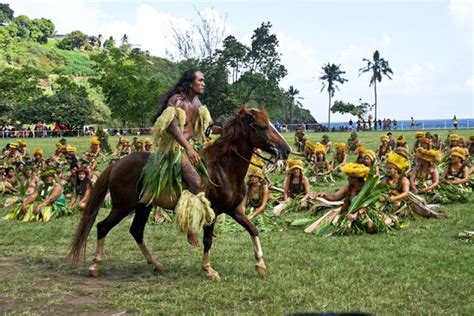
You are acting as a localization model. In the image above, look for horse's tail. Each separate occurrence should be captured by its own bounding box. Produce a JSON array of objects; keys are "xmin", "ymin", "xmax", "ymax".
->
[{"xmin": 67, "ymin": 163, "xmax": 113, "ymax": 265}]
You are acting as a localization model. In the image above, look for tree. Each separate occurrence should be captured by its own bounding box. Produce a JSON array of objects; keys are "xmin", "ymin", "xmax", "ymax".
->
[
  {"xmin": 359, "ymin": 50, "xmax": 393, "ymax": 129},
  {"xmin": 32, "ymin": 18, "xmax": 54, "ymax": 43},
  {"xmin": 285, "ymin": 86, "xmax": 303, "ymax": 123},
  {"xmin": 0, "ymin": 67, "xmax": 45, "ymax": 124},
  {"xmin": 58, "ymin": 30, "xmax": 88, "ymax": 50},
  {"xmin": 319, "ymin": 63, "xmax": 348, "ymax": 130},
  {"xmin": 90, "ymin": 47, "xmax": 166, "ymax": 127},
  {"xmin": 13, "ymin": 76, "xmax": 95, "ymax": 128},
  {"xmin": 168, "ymin": 7, "xmax": 227, "ymax": 60},
  {"xmin": 217, "ymin": 35, "xmax": 248, "ymax": 83},
  {"xmin": 0, "ymin": 3, "xmax": 14, "ymax": 25},
  {"xmin": 331, "ymin": 99, "xmax": 373, "ymax": 121}
]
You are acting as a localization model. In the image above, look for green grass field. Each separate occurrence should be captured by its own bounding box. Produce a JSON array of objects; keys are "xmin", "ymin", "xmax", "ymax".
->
[{"xmin": 1, "ymin": 130, "xmax": 473, "ymax": 315}]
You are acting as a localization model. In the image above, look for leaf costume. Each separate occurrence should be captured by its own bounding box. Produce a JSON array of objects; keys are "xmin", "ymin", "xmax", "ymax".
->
[{"xmin": 139, "ymin": 105, "xmax": 215, "ymax": 235}]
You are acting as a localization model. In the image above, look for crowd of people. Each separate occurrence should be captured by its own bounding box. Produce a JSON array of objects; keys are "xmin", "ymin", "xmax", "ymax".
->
[
  {"xmin": 1, "ymin": 126, "xmax": 473, "ymax": 235},
  {"xmin": 0, "ymin": 135, "xmax": 154, "ymax": 221},
  {"xmin": 243, "ymin": 129, "xmax": 473, "ymax": 234}
]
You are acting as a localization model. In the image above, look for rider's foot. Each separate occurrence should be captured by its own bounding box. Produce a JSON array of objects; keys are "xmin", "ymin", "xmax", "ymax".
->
[{"xmin": 187, "ymin": 232, "xmax": 199, "ymax": 247}]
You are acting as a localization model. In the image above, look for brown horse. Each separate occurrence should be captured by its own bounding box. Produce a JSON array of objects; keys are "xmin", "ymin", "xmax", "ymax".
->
[{"xmin": 68, "ymin": 107, "xmax": 291, "ymax": 279}]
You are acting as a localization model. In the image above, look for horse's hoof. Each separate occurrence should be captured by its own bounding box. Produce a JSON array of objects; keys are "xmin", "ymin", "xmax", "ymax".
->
[
  {"xmin": 152, "ymin": 263, "xmax": 166, "ymax": 273},
  {"xmin": 207, "ymin": 271, "xmax": 221, "ymax": 281},
  {"xmin": 255, "ymin": 263, "xmax": 266, "ymax": 275},
  {"xmin": 89, "ymin": 265, "xmax": 100, "ymax": 278}
]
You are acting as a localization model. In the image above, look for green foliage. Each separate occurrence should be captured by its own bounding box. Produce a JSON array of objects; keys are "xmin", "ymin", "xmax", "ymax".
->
[
  {"xmin": 0, "ymin": 3, "xmax": 14, "ymax": 25},
  {"xmin": 58, "ymin": 30, "xmax": 89, "ymax": 50},
  {"xmin": 4, "ymin": 15, "xmax": 54, "ymax": 43},
  {"xmin": 0, "ymin": 66, "xmax": 46, "ymax": 124},
  {"xmin": 320, "ymin": 63, "xmax": 348, "ymax": 128},
  {"xmin": 13, "ymin": 76, "xmax": 95, "ymax": 128},
  {"xmin": 90, "ymin": 47, "xmax": 167, "ymax": 126},
  {"xmin": 331, "ymin": 99, "xmax": 372, "ymax": 121}
]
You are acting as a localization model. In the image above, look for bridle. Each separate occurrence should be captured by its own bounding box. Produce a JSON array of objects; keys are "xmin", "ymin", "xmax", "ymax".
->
[
  {"xmin": 205, "ymin": 114, "xmax": 280, "ymax": 169},
  {"xmin": 235, "ymin": 115, "xmax": 278, "ymax": 169}
]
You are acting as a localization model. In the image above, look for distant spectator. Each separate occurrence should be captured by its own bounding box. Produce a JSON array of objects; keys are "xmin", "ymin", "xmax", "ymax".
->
[
  {"xmin": 452, "ymin": 115, "xmax": 458, "ymax": 129},
  {"xmin": 410, "ymin": 117, "xmax": 415, "ymax": 129}
]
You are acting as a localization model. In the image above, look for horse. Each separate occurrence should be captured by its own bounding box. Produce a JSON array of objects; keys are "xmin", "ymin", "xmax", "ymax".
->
[{"xmin": 68, "ymin": 107, "xmax": 291, "ymax": 280}]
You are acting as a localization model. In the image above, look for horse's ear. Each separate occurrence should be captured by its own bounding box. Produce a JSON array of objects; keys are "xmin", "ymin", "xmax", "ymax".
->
[{"xmin": 237, "ymin": 105, "xmax": 251, "ymax": 118}]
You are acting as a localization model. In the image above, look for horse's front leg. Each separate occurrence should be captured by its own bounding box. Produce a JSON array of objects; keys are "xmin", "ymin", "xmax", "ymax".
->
[
  {"xmin": 202, "ymin": 223, "xmax": 220, "ymax": 280},
  {"xmin": 230, "ymin": 208, "xmax": 266, "ymax": 275}
]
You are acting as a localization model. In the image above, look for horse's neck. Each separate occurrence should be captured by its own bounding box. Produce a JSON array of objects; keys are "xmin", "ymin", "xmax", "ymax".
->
[{"xmin": 213, "ymin": 141, "xmax": 252, "ymax": 186}]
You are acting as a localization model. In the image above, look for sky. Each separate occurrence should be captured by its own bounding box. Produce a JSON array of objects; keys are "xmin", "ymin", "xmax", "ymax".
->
[{"xmin": 7, "ymin": 0, "xmax": 474, "ymax": 122}]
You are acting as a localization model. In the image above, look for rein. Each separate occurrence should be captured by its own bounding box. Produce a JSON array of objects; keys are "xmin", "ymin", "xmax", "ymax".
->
[{"xmin": 232, "ymin": 116, "xmax": 276, "ymax": 169}]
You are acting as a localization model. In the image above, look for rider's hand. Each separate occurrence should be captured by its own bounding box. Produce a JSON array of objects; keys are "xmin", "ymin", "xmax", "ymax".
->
[{"xmin": 187, "ymin": 148, "xmax": 201, "ymax": 166}]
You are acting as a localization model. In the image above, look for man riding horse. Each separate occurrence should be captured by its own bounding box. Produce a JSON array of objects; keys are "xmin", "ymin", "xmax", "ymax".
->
[{"xmin": 140, "ymin": 69, "xmax": 215, "ymax": 247}]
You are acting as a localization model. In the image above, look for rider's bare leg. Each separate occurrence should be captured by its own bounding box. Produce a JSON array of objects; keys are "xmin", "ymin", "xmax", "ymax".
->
[{"xmin": 181, "ymin": 155, "xmax": 202, "ymax": 247}]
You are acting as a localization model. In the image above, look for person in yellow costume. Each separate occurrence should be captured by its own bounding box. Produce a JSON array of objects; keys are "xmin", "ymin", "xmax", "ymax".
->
[
  {"xmin": 244, "ymin": 166, "xmax": 269, "ymax": 221},
  {"xmin": 410, "ymin": 148, "xmax": 442, "ymax": 194}
]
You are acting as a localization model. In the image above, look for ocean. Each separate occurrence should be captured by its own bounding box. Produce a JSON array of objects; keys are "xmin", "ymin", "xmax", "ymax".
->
[{"xmin": 285, "ymin": 118, "xmax": 474, "ymax": 131}]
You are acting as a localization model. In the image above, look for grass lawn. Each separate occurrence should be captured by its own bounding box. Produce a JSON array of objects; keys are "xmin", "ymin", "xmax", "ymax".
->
[{"xmin": 1, "ymin": 130, "xmax": 473, "ymax": 315}]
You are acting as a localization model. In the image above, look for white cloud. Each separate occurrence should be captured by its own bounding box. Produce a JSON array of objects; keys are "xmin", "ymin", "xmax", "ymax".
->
[
  {"xmin": 449, "ymin": 0, "xmax": 473, "ymax": 30},
  {"xmin": 468, "ymin": 75, "xmax": 474, "ymax": 90}
]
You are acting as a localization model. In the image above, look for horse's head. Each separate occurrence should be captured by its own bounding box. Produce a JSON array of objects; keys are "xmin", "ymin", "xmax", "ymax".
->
[{"xmin": 239, "ymin": 107, "xmax": 291, "ymax": 160}]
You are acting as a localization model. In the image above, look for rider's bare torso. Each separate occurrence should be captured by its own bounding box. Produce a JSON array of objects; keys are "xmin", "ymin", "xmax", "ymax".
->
[{"xmin": 168, "ymin": 93, "xmax": 201, "ymax": 140}]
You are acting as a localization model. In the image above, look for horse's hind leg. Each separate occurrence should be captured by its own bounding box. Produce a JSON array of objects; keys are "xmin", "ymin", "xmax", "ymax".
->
[
  {"xmin": 130, "ymin": 204, "xmax": 165, "ymax": 273},
  {"xmin": 230, "ymin": 210, "xmax": 266, "ymax": 275},
  {"xmin": 201, "ymin": 223, "xmax": 220, "ymax": 280},
  {"xmin": 89, "ymin": 207, "xmax": 131, "ymax": 277}
]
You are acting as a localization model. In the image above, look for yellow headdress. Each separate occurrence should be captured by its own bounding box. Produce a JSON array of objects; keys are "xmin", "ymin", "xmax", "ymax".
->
[
  {"xmin": 363, "ymin": 149, "xmax": 376, "ymax": 162},
  {"xmin": 287, "ymin": 159, "xmax": 304, "ymax": 172},
  {"xmin": 415, "ymin": 132, "xmax": 425, "ymax": 138},
  {"xmin": 9, "ymin": 143, "xmax": 17, "ymax": 149},
  {"xmin": 341, "ymin": 163, "xmax": 370, "ymax": 178},
  {"xmin": 396, "ymin": 136, "xmax": 406, "ymax": 144},
  {"xmin": 305, "ymin": 140, "xmax": 317, "ymax": 152},
  {"xmin": 66, "ymin": 146, "xmax": 77, "ymax": 153},
  {"xmin": 458, "ymin": 136, "xmax": 465, "ymax": 144},
  {"xmin": 386, "ymin": 152, "xmax": 409, "ymax": 171},
  {"xmin": 314, "ymin": 143, "xmax": 327, "ymax": 154},
  {"xmin": 55, "ymin": 143, "xmax": 64, "ymax": 149},
  {"xmin": 247, "ymin": 165, "xmax": 264, "ymax": 179},
  {"xmin": 17, "ymin": 139, "xmax": 26, "ymax": 146},
  {"xmin": 334, "ymin": 143, "xmax": 346, "ymax": 151},
  {"xmin": 144, "ymin": 138, "xmax": 152, "ymax": 145},
  {"xmin": 121, "ymin": 138, "xmax": 129, "ymax": 144},
  {"xmin": 416, "ymin": 147, "xmax": 442, "ymax": 164},
  {"xmin": 449, "ymin": 134, "xmax": 460, "ymax": 141},
  {"xmin": 90, "ymin": 137, "xmax": 100, "ymax": 145},
  {"xmin": 34, "ymin": 147, "xmax": 43, "ymax": 155},
  {"xmin": 450, "ymin": 147, "xmax": 466, "ymax": 160},
  {"xmin": 395, "ymin": 147, "xmax": 410, "ymax": 159},
  {"xmin": 356, "ymin": 145, "xmax": 366, "ymax": 154},
  {"xmin": 136, "ymin": 139, "xmax": 144, "ymax": 144},
  {"xmin": 251, "ymin": 155, "xmax": 264, "ymax": 169},
  {"xmin": 380, "ymin": 135, "xmax": 389, "ymax": 142}
]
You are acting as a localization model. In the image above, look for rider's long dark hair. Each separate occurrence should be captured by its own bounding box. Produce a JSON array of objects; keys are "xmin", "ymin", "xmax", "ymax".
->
[{"xmin": 151, "ymin": 68, "xmax": 200, "ymax": 124}]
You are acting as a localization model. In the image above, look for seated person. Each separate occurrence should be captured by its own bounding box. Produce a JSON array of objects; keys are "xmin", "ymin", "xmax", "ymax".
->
[
  {"xmin": 244, "ymin": 166, "xmax": 269, "ymax": 221},
  {"xmin": 441, "ymin": 147, "xmax": 470, "ymax": 185},
  {"xmin": 68, "ymin": 167, "xmax": 93, "ymax": 211},
  {"xmin": 410, "ymin": 148, "xmax": 441, "ymax": 194}
]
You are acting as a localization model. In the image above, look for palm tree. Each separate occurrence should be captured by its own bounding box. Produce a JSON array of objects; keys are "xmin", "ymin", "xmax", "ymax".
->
[
  {"xmin": 319, "ymin": 63, "xmax": 348, "ymax": 130},
  {"xmin": 359, "ymin": 50, "xmax": 393, "ymax": 130},
  {"xmin": 286, "ymin": 86, "xmax": 303, "ymax": 123}
]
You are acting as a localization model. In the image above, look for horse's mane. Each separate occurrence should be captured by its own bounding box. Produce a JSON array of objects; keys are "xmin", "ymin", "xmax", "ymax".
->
[{"xmin": 204, "ymin": 107, "xmax": 270, "ymax": 163}]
